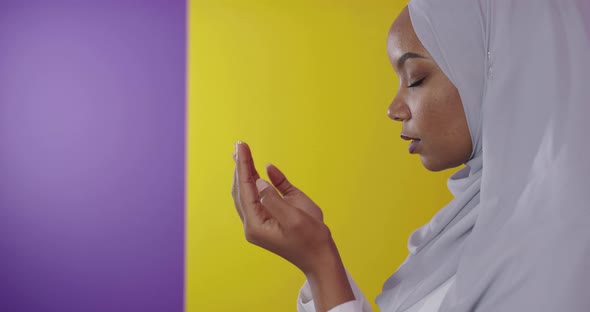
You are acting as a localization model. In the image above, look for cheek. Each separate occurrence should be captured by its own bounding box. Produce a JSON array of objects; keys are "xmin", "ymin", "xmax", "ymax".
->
[
  {"xmin": 417, "ymin": 82, "xmax": 471, "ymax": 167},
  {"xmin": 412, "ymin": 91, "xmax": 450, "ymax": 135},
  {"xmin": 435, "ymin": 91, "xmax": 472, "ymax": 163},
  {"xmin": 408, "ymin": 74, "xmax": 470, "ymax": 139},
  {"xmin": 426, "ymin": 81, "xmax": 466, "ymax": 138}
]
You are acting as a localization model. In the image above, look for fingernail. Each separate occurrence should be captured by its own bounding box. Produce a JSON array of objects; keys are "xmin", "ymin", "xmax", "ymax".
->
[
  {"xmin": 234, "ymin": 141, "xmax": 242, "ymax": 159},
  {"xmin": 256, "ymin": 178, "xmax": 270, "ymax": 192},
  {"xmin": 231, "ymin": 153, "xmax": 236, "ymax": 162}
]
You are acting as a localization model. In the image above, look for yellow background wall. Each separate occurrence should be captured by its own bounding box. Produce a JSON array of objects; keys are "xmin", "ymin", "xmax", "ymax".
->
[{"xmin": 186, "ymin": 1, "xmax": 454, "ymax": 311}]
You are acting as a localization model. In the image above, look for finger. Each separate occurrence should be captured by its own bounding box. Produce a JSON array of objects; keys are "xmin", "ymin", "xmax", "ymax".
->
[
  {"xmin": 235, "ymin": 149, "xmax": 260, "ymax": 182},
  {"xmin": 231, "ymin": 163, "xmax": 244, "ymax": 222},
  {"xmin": 238, "ymin": 142, "xmax": 260, "ymax": 183},
  {"xmin": 266, "ymin": 163, "xmax": 301, "ymax": 197},
  {"xmin": 231, "ymin": 152, "xmax": 244, "ymax": 221},
  {"xmin": 248, "ymin": 151, "xmax": 260, "ymax": 182},
  {"xmin": 256, "ymin": 178, "xmax": 295, "ymax": 223},
  {"xmin": 236, "ymin": 142, "xmax": 261, "ymax": 222}
]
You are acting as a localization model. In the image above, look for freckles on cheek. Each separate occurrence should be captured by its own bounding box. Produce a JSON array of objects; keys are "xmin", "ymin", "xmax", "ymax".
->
[
  {"xmin": 411, "ymin": 93, "xmax": 432, "ymax": 120},
  {"xmin": 433, "ymin": 93, "xmax": 461, "ymax": 135},
  {"xmin": 419, "ymin": 97, "xmax": 445, "ymax": 130}
]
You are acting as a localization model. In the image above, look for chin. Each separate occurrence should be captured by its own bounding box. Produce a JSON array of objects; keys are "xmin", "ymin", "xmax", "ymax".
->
[{"xmin": 420, "ymin": 155, "xmax": 461, "ymax": 172}]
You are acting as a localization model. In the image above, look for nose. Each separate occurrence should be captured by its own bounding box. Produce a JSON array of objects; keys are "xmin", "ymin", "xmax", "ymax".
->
[{"xmin": 387, "ymin": 94, "xmax": 411, "ymax": 122}]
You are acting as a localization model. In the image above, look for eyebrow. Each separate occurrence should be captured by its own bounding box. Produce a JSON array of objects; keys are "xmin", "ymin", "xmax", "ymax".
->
[{"xmin": 397, "ymin": 52, "xmax": 425, "ymax": 70}]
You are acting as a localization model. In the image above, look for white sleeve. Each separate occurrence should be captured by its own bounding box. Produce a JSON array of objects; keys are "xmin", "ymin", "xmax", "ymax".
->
[{"xmin": 296, "ymin": 270, "xmax": 372, "ymax": 312}]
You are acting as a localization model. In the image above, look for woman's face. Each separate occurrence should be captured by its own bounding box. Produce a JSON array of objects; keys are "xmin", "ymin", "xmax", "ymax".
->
[{"xmin": 387, "ymin": 8, "xmax": 472, "ymax": 172}]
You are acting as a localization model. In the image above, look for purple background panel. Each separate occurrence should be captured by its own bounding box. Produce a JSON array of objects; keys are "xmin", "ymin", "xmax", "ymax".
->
[{"xmin": 0, "ymin": 1, "xmax": 186, "ymax": 311}]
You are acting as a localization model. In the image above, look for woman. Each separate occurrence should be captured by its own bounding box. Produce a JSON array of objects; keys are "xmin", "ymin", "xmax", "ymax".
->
[{"xmin": 232, "ymin": 0, "xmax": 590, "ymax": 311}]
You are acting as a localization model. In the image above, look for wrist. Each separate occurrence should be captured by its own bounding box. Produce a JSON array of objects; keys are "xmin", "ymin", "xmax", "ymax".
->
[
  {"xmin": 304, "ymin": 238, "xmax": 343, "ymax": 279},
  {"xmin": 303, "ymin": 240, "xmax": 355, "ymax": 312}
]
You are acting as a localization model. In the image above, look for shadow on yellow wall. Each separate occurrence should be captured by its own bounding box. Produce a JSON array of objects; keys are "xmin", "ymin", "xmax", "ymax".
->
[{"xmin": 186, "ymin": 0, "xmax": 454, "ymax": 310}]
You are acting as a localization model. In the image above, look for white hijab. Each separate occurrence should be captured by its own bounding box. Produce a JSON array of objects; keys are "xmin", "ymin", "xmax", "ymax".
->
[{"xmin": 377, "ymin": 0, "xmax": 590, "ymax": 311}]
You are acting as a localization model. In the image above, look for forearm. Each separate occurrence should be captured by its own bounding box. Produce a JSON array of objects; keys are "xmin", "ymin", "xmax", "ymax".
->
[{"xmin": 304, "ymin": 240, "xmax": 355, "ymax": 312}]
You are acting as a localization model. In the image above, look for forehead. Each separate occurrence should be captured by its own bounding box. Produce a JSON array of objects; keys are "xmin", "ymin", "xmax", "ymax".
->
[{"xmin": 387, "ymin": 8, "xmax": 429, "ymax": 65}]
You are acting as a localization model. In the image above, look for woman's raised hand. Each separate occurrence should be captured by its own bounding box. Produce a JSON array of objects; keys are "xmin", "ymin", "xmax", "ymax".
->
[
  {"xmin": 231, "ymin": 141, "xmax": 331, "ymax": 274},
  {"xmin": 231, "ymin": 141, "xmax": 355, "ymax": 312}
]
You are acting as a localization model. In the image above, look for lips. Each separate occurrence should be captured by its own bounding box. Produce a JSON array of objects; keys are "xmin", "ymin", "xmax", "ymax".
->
[
  {"xmin": 400, "ymin": 134, "xmax": 419, "ymax": 141},
  {"xmin": 408, "ymin": 140, "xmax": 421, "ymax": 153},
  {"xmin": 400, "ymin": 134, "xmax": 421, "ymax": 153}
]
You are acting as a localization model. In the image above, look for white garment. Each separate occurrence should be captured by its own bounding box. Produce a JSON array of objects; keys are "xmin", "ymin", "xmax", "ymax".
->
[
  {"xmin": 297, "ymin": 272, "xmax": 455, "ymax": 312},
  {"xmin": 297, "ymin": 270, "xmax": 371, "ymax": 312}
]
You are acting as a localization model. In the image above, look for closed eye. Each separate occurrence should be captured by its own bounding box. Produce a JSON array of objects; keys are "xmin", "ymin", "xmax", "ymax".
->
[{"xmin": 407, "ymin": 77, "xmax": 425, "ymax": 88}]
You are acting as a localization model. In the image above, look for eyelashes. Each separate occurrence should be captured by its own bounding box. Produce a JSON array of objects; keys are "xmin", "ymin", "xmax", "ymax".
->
[{"xmin": 407, "ymin": 77, "xmax": 425, "ymax": 88}]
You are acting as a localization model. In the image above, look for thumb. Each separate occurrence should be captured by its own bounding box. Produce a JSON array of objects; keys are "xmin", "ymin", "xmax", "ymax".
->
[{"xmin": 256, "ymin": 178, "xmax": 294, "ymax": 222}]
